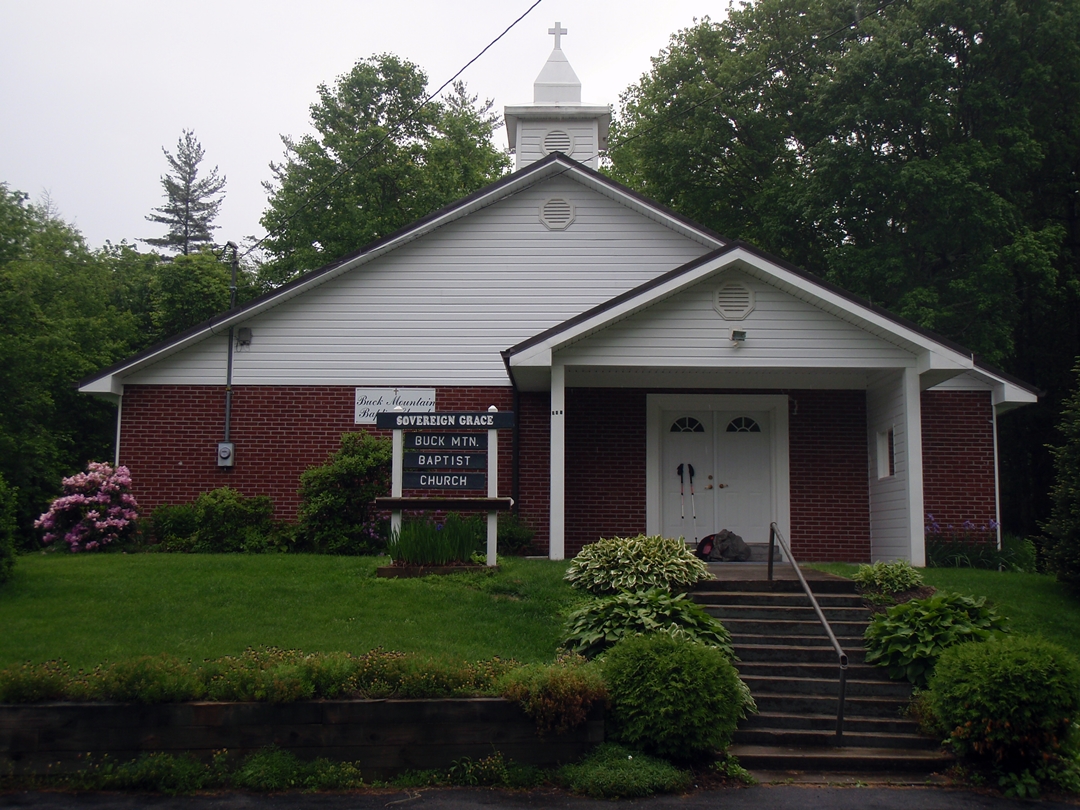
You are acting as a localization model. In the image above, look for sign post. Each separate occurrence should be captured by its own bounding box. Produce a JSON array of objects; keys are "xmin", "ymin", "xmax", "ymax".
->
[{"xmin": 376, "ymin": 407, "xmax": 515, "ymax": 567}]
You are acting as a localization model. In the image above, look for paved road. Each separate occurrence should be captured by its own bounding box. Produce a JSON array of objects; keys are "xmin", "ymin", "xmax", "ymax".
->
[{"xmin": 2, "ymin": 786, "xmax": 1078, "ymax": 809}]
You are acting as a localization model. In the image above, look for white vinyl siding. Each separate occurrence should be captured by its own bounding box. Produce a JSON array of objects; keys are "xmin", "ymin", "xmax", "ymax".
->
[
  {"xmin": 517, "ymin": 121, "xmax": 599, "ymax": 167},
  {"xmin": 123, "ymin": 176, "xmax": 711, "ymax": 387},
  {"xmin": 558, "ymin": 273, "xmax": 915, "ymax": 368},
  {"xmin": 867, "ymin": 370, "xmax": 913, "ymax": 562}
]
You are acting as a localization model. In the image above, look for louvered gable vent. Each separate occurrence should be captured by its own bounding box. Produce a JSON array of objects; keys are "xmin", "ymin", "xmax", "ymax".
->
[
  {"xmin": 713, "ymin": 281, "xmax": 755, "ymax": 320},
  {"xmin": 542, "ymin": 129, "xmax": 573, "ymax": 155},
  {"xmin": 539, "ymin": 198, "xmax": 575, "ymax": 230}
]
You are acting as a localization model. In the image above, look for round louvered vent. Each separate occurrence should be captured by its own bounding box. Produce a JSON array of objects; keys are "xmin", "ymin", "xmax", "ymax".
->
[
  {"xmin": 713, "ymin": 281, "xmax": 755, "ymax": 320},
  {"xmin": 542, "ymin": 129, "xmax": 574, "ymax": 156},
  {"xmin": 539, "ymin": 198, "xmax": 576, "ymax": 230}
]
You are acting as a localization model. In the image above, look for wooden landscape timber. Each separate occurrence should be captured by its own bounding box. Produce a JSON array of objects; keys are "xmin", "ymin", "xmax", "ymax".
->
[{"xmin": 0, "ymin": 698, "xmax": 604, "ymax": 777}]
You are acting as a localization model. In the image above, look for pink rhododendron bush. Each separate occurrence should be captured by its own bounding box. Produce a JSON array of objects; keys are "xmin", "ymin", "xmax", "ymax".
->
[{"xmin": 35, "ymin": 462, "xmax": 139, "ymax": 551}]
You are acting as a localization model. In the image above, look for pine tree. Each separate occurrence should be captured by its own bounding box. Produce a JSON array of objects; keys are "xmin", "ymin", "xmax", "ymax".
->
[
  {"xmin": 144, "ymin": 130, "xmax": 226, "ymax": 255},
  {"xmin": 1044, "ymin": 359, "xmax": 1080, "ymax": 594}
]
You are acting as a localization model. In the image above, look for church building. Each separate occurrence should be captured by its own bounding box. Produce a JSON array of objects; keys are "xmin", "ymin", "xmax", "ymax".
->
[{"xmin": 79, "ymin": 25, "xmax": 1037, "ymax": 563}]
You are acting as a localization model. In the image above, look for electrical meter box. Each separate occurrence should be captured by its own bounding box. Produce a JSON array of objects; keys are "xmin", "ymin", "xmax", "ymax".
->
[{"xmin": 217, "ymin": 442, "xmax": 235, "ymax": 467}]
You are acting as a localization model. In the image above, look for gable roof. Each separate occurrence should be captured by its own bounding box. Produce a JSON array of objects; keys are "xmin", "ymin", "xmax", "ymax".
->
[
  {"xmin": 503, "ymin": 240, "xmax": 1040, "ymax": 409},
  {"xmin": 79, "ymin": 153, "xmax": 728, "ymax": 396}
]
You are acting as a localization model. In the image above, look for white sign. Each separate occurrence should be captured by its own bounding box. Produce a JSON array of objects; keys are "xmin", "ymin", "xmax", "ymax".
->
[{"xmin": 354, "ymin": 388, "xmax": 436, "ymax": 424}]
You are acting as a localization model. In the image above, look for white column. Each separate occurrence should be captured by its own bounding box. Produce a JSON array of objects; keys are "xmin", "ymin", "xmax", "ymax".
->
[
  {"xmin": 549, "ymin": 363, "xmax": 566, "ymax": 560},
  {"xmin": 903, "ymin": 367, "xmax": 926, "ymax": 566},
  {"xmin": 390, "ymin": 416, "xmax": 404, "ymax": 542}
]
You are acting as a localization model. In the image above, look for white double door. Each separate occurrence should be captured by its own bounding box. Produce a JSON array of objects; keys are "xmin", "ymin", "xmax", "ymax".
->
[{"xmin": 661, "ymin": 409, "xmax": 772, "ymax": 545}]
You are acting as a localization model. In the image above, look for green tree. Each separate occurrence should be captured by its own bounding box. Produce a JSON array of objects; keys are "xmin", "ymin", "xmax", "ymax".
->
[
  {"xmin": 610, "ymin": 0, "xmax": 1080, "ymax": 534},
  {"xmin": 144, "ymin": 130, "xmax": 227, "ymax": 255},
  {"xmin": 1044, "ymin": 359, "xmax": 1080, "ymax": 593},
  {"xmin": 0, "ymin": 185, "xmax": 138, "ymax": 545},
  {"xmin": 258, "ymin": 55, "xmax": 510, "ymax": 286},
  {"xmin": 149, "ymin": 250, "xmax": 232, "ymax": 340}
]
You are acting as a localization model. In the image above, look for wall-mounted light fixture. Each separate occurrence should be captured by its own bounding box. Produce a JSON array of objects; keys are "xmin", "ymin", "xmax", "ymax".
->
[
  {"xmin": 730, "ymin": 330, "xmax": 747, "ymax": 345},
  {"xmin": 237, "ymin": 327, "xmax": 253, "ymax": 346}
]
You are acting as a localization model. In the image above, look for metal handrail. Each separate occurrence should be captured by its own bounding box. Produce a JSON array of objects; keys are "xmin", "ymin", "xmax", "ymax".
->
[{"xmin": 767, "ymin": 522, "xmax": 849, "ymax": 740}]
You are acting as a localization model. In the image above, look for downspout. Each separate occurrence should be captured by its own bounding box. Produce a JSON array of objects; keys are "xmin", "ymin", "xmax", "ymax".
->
[
  {"xmin": 223, "ymin": 243, "xmax": 238, "ymax": 451},
  {"xmin": 114, "ymin": 394, "xmax": 123, "ymax": 468},
  {"xmin": 501, "ymin": 350, "xmax": 521, "ymax": 513}
]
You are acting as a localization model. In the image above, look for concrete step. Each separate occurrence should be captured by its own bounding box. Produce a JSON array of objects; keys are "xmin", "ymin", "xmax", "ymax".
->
[
  {"xmin": 694, "ymin": 591, "xmax": 866, "ymax": 608},
  {"xmin": 735, "ymin": 661, "xmax": 896, "ymax": 682},
  {"xmin": 727, "ymin": 744, "xmax": 952, "ymax": 773},
  {"xmin": 753, "ymin": 692, "xmax": 909, "ymax": 718},
  {"xmin": 708, "ymin": 603, "xmax": 872, "ymax": 622},
  {"xmin": 733, "ymin": 642, "xmax": 868, "ymax": 664},
  {"xmin": 718, "ymin": 617, "xmax": 869, "ymax": 637},
  {"xmin": 741, "ymin": 712, "xmax": 921, "ymax": 735},
  {"xmin": 740, "ymin": 674, "xmax": 912, "ymax": 699},
  {"xmin": 696, "ymin": 578, "xmax": 859, "ymax": 595},
  {"xmin": 733, "ymin": 728, "xmax": 937, "ymax": 750}
]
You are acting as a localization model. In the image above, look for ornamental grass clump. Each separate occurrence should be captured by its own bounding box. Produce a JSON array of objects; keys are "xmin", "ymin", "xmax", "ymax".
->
[
  {"xmin": 564, "ymin": 534, "xmax": 710, "ymax": 595},
  {"xmin": 34, "ymin": 462, "xmax": 139, "ymax": 552},
  {"xmin": 863, "ymin": 592, "xmax": 1009, "ymax": 687},
  {"xmin": 386, "ymin": 512, "xmax": 484, "ymax": 566}
]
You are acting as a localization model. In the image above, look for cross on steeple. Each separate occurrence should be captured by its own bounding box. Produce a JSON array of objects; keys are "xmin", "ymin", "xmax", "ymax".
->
[{"xmin": 548, "ymin": 22, "xmax": 567, "ymax": 49}]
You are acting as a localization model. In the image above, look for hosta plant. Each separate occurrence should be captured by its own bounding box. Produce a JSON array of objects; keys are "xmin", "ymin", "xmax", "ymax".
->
[
  {"xmin": 864, "ymin": 592, "xmax": 1008, "ymax": 687},
  {"xmin": 564, "ymin": 534, "xmax": 710, "ymax": 595},
  {"xmin": 34, "ymin": 462, "xmax": 139, "ymax": 552},
  {"xmin": 562, "ymin": 588, "xmax": 734, "ymax": 659},
  {"xmin": 852, "ymin": 559, "xmax": 924, "ymax": 593}
]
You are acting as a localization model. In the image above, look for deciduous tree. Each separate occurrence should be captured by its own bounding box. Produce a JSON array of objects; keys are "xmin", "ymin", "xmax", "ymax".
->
[
  {"xmin": 609, "ymin": 0, "xmax": 1080, "ymax": 534},
  {"xmin": 258, "ymin": 55, "xmax": 510, "ymax": 286}
]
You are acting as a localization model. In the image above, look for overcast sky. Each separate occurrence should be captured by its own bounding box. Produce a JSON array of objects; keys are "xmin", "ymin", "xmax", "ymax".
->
[{"xmin": 0, "ymin": 1, "xmax": 722, "ymax": 253}]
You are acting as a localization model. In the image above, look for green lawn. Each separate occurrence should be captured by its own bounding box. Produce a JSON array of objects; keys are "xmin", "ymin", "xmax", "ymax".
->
[
  {"xmin": 808, "ymin": 563, "xmax": 1080, "ymax": 660},
  {"xmin": 0, "ymin": 554, "xmax": 577, "ymax": 670}
]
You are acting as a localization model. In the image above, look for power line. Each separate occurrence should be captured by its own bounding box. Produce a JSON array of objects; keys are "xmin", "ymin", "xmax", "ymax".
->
[{"xmin": 243, "ymin": 0, "xmax": 544, "ymax": 260}]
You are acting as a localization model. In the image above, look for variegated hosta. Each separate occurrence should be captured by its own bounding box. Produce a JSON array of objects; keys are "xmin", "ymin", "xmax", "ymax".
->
[{"xmin": 564, "ymin": 534, "xmax": 710, "ymax": 595}]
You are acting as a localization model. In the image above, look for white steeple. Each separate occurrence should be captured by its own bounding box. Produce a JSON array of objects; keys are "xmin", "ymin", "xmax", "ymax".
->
[{"xmin": 504, "ymin": 22, "xmax": 611, "ymax": 170}]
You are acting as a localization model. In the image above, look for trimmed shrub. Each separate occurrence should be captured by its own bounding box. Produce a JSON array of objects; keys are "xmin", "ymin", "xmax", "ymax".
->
[
  {"xmin": 0, "ymin": 472, "xmax": 16, "ymax": 584},
  {"xmin": 499, "ymin": 653, "xmax": 607, "ymax": 735},
  {"xmin": 564, "ymin": 534, "xmax": 710, "ymax": 595},
  {"xmin": 928, "ymin": 636, "xmax": 1080, "ymax": 780},
  {"xmin": 864, "ymin": 592, "xmax": 1009, "ymax": 687},
  {"xmin": 604, "ymin": 634, "xmax": 754, "ymax": 760},
  {"xmin": 557, "ymin": 743, "xmax": 691, "ymax": 798},
  {"xmin": 852, "ymin": 559, "xmax": 923, "ymax": 593},
  {"xmin": 147, "ymin": 502, "xmax": 198, "ymax": 547},
  {"xmin": 297, "ymin": 432, "xmax": 391, "ymax": 555},
  {"xmin": 187, "ymin": 487, "xmax": 275, "ymax": 553},
  {"xmin": 562, "ymin": 588, "xmax": 734, "ymax": 659}
]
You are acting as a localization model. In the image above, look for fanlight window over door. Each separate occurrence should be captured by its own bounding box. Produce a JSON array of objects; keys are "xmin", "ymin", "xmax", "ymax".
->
[
  {"xmin": 670, "ymin": 416, "xmax": 705, "ymax": 433},
  {"xmin": 726, "ymin": 416, "xmax": 761, "ymax": 433}
]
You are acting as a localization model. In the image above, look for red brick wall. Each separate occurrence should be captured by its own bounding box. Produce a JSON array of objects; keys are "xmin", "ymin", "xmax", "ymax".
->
[
  {"xmin": 921, "ymin": 390, "xmax": 997, "ymax": 533},
  {"xmin": 120, "ymin": 385, "xmax": 513, "ymax": 519},
  {"xmin": 788, "ymin": 390, "xmax": 871, "ymax": 562},
  {"xmin": 564, "ymin": 389, "xmax": 648, "ymax": 558},
  {"xmin": 516, "ymin": 392, "xmax": 551, "ymax": 553},
  {"xmin": 125, "ymin": 384, "xmax": 996, "ymax": 563}
]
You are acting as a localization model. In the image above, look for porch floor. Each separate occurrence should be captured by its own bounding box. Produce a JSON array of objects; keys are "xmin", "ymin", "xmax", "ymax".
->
[{"xmin": 704, "ymin": 563, "xmax": 850, "ymax": 582}]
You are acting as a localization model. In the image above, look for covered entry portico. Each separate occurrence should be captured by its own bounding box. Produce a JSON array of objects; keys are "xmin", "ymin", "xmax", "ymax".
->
[{"xmin": 504, "ymin": 244, "xmax": 1036, "ymax": 562}]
